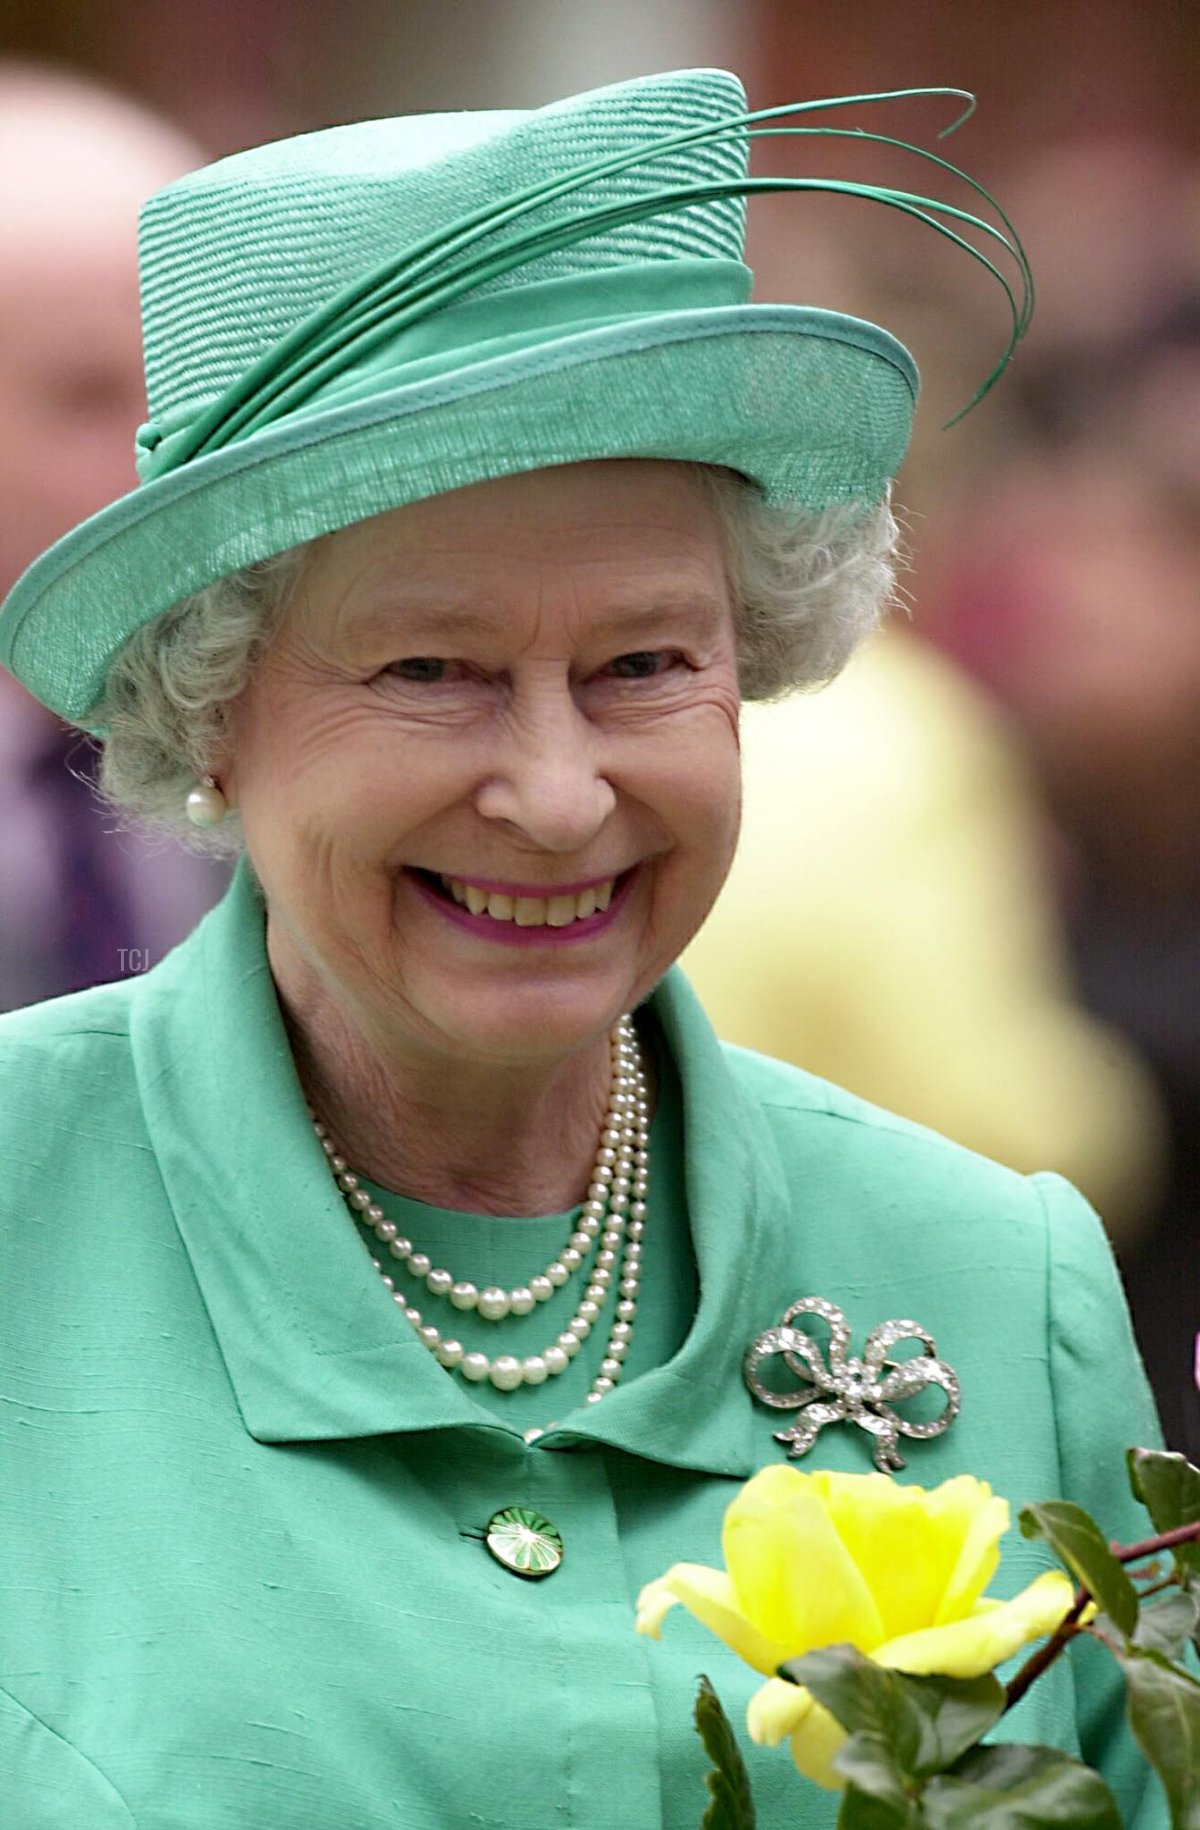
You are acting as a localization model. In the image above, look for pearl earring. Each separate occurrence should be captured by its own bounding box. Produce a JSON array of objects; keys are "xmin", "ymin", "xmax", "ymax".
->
[{"xmin": 185, "ymin": 773, "xmax": 228, "ymax": 827}]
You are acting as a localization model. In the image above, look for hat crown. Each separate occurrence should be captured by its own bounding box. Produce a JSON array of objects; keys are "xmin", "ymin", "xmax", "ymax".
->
[{"xmin": 139, "ymin": 68, "xmax": 750, "ymax": 425}]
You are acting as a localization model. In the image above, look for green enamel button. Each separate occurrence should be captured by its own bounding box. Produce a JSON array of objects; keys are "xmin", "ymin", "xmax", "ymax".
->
[{"xmin": 485, "ymin": 1507, "xmax": 563, "ymax": 1579}]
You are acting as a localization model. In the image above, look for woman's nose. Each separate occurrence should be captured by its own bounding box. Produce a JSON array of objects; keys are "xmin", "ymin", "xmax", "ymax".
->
[{"xmin": 474, "ymin": 693, "xmax": 617, "ymax": 852}]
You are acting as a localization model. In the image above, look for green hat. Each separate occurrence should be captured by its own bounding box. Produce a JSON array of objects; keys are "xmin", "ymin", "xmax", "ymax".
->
[{"xmin": 0, "ymin": 68, "xmax": 1027, "ymax": 725}]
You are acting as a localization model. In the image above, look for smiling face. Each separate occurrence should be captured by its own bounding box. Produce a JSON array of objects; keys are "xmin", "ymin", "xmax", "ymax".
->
[{"xmin": 224, "ymin": 460, "xmax": 742, "ymax": 1075}]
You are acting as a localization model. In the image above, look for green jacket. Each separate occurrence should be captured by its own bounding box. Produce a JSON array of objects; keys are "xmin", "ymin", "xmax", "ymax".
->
[{"xmin": 0, "ymin": 865, "xmax": 1165, "ymax": 1828}]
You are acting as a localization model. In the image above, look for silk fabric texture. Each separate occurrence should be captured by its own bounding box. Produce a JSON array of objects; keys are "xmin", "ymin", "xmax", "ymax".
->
[{"xmin": 0, "ymin": 862, "xmax": 1166, "ymax": 1827}]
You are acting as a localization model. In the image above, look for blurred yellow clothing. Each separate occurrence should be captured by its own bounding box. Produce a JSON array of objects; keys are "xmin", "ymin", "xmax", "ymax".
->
[{"xmin": 683, "ymin": 631, "xmax": 1163, "ymax": 1235}]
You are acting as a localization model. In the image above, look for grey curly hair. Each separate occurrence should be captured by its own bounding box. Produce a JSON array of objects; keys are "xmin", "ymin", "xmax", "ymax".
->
[{"xmin": 96, "ymin": 468, "xmax": 900, "ymax": 854}]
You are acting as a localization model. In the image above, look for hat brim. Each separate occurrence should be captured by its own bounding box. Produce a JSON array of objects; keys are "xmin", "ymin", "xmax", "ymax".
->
[{"xmin": 0, "ymin": 304, "xmax": 916, "ymax": 723}]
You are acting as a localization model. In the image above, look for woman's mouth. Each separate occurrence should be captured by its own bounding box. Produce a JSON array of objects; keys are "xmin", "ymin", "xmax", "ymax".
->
[
  {"xmin": 410, "ymin": 869, "xmax": 632, "ymax": 940},
  {"xmin": 441, "ymin": 874, "xmax": 615, "ymax": 926}
]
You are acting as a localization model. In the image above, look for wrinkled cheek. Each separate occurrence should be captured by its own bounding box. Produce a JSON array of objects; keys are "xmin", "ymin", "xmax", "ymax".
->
[
  {"xmin": 256, "ymin": 817, "xmax": 388, "ymax": 963},
  {"xmin": 693, "ymin": 753, "xmax": 743, "ymax": 884},
  {"xmin": 651, "ymin": 760, "xmax": 742, "ymax": 955}
]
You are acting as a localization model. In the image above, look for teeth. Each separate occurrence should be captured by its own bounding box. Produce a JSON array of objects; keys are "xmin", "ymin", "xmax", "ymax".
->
[{"xmin": 437, "ymin": 875, "xmax": 619, "ymax": 924}]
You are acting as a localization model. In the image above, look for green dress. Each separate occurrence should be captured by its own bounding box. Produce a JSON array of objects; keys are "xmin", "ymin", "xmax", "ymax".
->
[{"xmin": 0, "ymin": 863, "xmax": 1166, "ymax": 1827}]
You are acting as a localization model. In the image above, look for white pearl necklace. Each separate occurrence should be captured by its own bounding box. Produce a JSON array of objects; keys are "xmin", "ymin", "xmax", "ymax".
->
[{"xmin": 315, "ymin": 1015, "xmax": 649, "ymax": 1405}]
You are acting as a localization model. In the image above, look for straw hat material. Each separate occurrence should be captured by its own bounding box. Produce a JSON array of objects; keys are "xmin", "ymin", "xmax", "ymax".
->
[{"xmin": 1, "ymin": 67, "xmax": 989, "ymax": 725}]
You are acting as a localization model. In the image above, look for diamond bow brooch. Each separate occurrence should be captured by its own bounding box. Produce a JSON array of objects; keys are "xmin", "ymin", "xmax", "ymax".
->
[{"xmin": 743, "ymin": 1297, "xmax": 961, "ymax": 1473}]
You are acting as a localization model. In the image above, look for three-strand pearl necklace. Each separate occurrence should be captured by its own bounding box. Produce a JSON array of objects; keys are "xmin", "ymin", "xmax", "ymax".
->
[{"xmin": 315, "ymin": 1015, "xmax": 648, "ymax": 1406}]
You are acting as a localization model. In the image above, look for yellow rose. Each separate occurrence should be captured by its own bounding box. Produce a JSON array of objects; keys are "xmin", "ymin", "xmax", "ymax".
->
[{"xmin": 636, "ymin": 1465, "xmax": 1074, "ymax": 1789}]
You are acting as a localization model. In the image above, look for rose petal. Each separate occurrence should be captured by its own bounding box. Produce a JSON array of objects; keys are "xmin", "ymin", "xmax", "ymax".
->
[
  {"xmin": 820, "ymin": 1472, "xmax": 1006, "ymax": 1641},
  {"xmin": 634, "ymin": 1562, "xmax": 798, "ymax": 1674},
  {"xmin": 635, "ymin": 1575, "xmax": 684, "ymax": 1639},
  {"xmin": 746, "ymin": 1674, "xmax": 815, "ymax": 1747},
  {"xmin": 747, "ymin": 1676, "xmax": 852, "ymax": 1792},
  {"xmin": 790, "ymin": 1698, "xmax": 850, "ymax": 1791},
  {"xmin": 724, "ymin": 1466, "xmax": 884, "ymax": 1656},
  {"xmin": 876, "ymin": 1571, "xmax": 1077, "ymax": 1678},
  {"xmin": 933, "ymin": 1482, "xmax": 1010, "ymax": 1623}
]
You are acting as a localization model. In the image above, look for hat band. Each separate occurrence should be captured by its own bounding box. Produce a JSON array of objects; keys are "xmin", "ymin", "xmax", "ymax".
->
[{"xmin": 136, "ymin": 257, "xmax": 752, "ymax": 484}]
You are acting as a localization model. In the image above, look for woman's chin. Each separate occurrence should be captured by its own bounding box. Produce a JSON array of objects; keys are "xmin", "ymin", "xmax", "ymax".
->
[{"xmin": 405, "ymin": 979, "xmax": 636, "ymax": 1067}]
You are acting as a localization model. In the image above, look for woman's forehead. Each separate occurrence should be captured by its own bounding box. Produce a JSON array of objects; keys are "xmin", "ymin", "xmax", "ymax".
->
[{"xmin": 295, "ymin": 461, "xmax": 731, "ymax": 635}]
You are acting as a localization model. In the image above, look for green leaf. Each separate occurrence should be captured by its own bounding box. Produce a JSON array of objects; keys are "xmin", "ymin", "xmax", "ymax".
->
[
  {"xmin": 835, "ymin": 1733, "xmax": 916, "ymax": 1808},
  {"xmin": 1128, "ymin": 1449, "xmax": 1200, "ymax": 1581},
  {"xmin": 693, "ymin": 1676, "xmax": 757, "ymax": 1830},
  {"xmin": 781, "ymin": 1645, "xmax": 920, "ymax": 1772},
  {"xmin": 837, "ymin": 1771, "xmax": 924, "ymax": 1830},
  {"xmin": 921, "ymin": 1743, "xmax": 1123, "ymax": 1829},
  {"xmin": 775, "ymin": 1651, "xmax": 923, "ymax": 1825},
  {"xmin": 784, "ymin": 1645, "xmax": 1004, "ymax": 1783},
  {"xmin": 1019, "ymin": 1500, "xmax": 1139, "ymax": 1637},
  {"xmin": 1117, "ymin": 1645, "xmax": 1200, "ymax": 1829},
  {"xmin": 1134, "ymin": 1590, "xmax": 1200, "ymax": 1661},
  {"xmin": 891, "ymin": 1672, "xmax": 1007, "ymax": 1775}
]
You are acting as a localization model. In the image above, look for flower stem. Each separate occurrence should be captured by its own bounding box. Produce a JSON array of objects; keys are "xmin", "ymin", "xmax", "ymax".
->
[
  {"xmin": 1110, "ymin": 1520, "xmax": 1200, "ymax": 1566},
  {"xmin": 1003, "ymin": 1592, "xmax": 1091, "ymax": 1710},
  {"xmin": 1003, "ymin": 1518, "xmax": 1200, "ymax": 1713}
]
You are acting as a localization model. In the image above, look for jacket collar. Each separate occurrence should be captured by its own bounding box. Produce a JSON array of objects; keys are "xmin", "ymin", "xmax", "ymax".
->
[{"xmin": 131, "ymin": 861, "xmax": 786, "ymax": 1475}]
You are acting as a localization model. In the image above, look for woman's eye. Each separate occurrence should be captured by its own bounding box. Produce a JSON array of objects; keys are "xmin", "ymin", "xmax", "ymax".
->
[
  {"xmin": 386, "ymin": 657, "xmax": 450, "ymax": 683},
  {"xmin": 604, "ymin": 650, "xmax": 676, "ymax": 680}
]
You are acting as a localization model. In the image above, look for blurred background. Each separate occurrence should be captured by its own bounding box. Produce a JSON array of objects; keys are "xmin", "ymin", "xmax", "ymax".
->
[{"xmin": 1, "ymin": 0, "xmax": 1197, "ymax": 1448}]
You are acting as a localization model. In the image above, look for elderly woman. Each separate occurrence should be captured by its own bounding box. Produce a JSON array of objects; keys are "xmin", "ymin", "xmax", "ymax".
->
[{"xmin": 0, "ymin": 69, "xmax": 1165, "ymax": 1830}]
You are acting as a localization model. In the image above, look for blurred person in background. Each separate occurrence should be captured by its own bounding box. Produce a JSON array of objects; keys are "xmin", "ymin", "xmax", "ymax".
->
[
  {"xmin": 920, "ymin": 138, "xmax": 1200, "ymax": 1456},
  {"xmin": 0, "ymin": 61, "xmax": 228, "ymax": 1010},
  {"xmin": 681, "ymin": 622, "xmax": 1166, "ymax": 1239}
]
